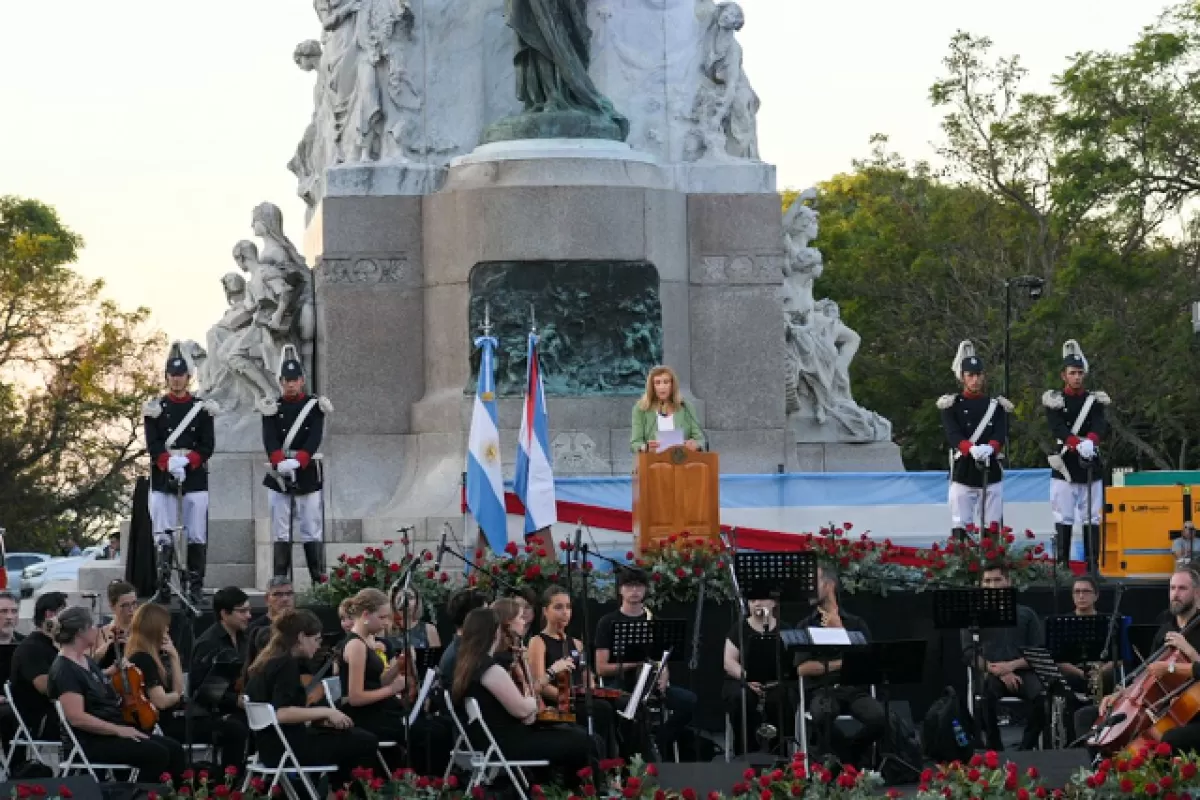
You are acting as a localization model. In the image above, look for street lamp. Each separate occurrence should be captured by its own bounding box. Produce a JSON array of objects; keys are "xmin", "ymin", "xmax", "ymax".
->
[{"xmin": 1003, "ymin": 275, "xmax": 1046, "ymax": 398}]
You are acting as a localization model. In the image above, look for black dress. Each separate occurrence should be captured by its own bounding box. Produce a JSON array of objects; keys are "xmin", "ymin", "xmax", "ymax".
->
[
  {"xmin": 460, "ymin": 655, "xmax": 594, "ymax": 786},
  {"xmin": 47, "ymin": 654, "xmax": 185, "ymax": 777},
  {"xmin": 721, "ymin": 618, "xmax": 791, "ymax": 756},
  {"xmin": 534, "ymin": 632, "xmax": 616, "ymax": 758},
  {"xmin": 244, "ymin": 654, "xmax": 378, "ymax": 790}
]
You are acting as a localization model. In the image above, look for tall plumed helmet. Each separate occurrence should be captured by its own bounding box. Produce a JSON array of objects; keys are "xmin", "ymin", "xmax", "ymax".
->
[
  {"xmin": 164, "ymin": 341, "xmax": 192, "ymax": 377},
  {"xmin": 277, "ymin": 344, "xmax": 305, "ymax": 382},
  {"xmin": 952, "ymin": 340, "xmax": 985, "ymax": 381},
  {"xmin": 1062, "ymin": 339, "xmax": 1089, "ymax": 372}
]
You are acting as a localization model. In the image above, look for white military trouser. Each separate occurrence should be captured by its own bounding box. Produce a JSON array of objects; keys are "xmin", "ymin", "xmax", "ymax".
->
[
  {"xmin": 1050, "ymin": 479, "xmax": 1104, "ymax": 525},
  {"xmin": 268, "ymin": 490, "xmax": 324, "ymax": 543},
  {"xmin": 148, "ymin": 490, "xmax": 209, "ymax": 546},
  {"xmin": 948, "ymin": 481, "xmax": 1004, "ymax": 530}
]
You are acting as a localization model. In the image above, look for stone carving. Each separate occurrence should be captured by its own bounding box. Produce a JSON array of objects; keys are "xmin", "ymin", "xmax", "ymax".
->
[
  {"xmin": 695, "ymin": 253, "xmax": 784, "ymax": 284},
  {"xmin": 484, "ymin": 0, "xmax": 629, "ymax": 143},
  {"xmin": 551, "ymin": 432, "xmax": 608, "ymax": 473},
  {"xmin": 468, "ymin": 261, "xmax": 661, "ymax": 396},
  {"xmin": 288, "ymin": 40, "xmax": 325, "ymax": 215},
  {"xmin": 781, "ymin": 192, "xmax": 892, "ymax": 443},
  {"xmin": 683, "ymin": 2, "xmax": 760, "ymax": 163},
  {"xmin": 199, "ymin": 204, "xmax": 315, "ymax": 414},
  {"xmin": 319, "ymin": 256, "xmax": 409, "ymax": 285}
]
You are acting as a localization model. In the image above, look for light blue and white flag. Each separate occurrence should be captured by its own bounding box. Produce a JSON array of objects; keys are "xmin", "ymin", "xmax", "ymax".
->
[
  {"xmin": 466, "ymin": 332, "xmax": 507, "ymax": 551},
  {"xmin": 514, "ymin": 331, "xmax": 557, "ymax": 534}
]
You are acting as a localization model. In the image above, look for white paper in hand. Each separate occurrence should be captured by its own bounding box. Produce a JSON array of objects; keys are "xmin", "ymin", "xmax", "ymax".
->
[
  {"xmin": 655, "ymin": 429, "xmax": 684, "ymax": 452},
  {"xmin": 657, "ymin": 414, "xmax": 676, "ymax": 432}
]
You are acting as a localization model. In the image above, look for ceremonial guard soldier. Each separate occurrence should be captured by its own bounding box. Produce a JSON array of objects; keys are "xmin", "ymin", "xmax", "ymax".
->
[
  {"xmin": 938, "ymin": 341, "xmax": 1012, "ymax": 540},
  {"xmin": 1043, "ymin": 340, "xmax": 1109, "ymax": 570},
  {"xmin": 259, "ymin": 345, "xmax": 330, "ymax": 584},
  {"xmin": 143, "ymin": 343, "xmax": 218, "ymax": 604}
]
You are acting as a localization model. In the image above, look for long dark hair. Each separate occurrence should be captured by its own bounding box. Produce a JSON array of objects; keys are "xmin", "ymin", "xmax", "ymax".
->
[
  {"xmin": 248, "ymin": 609, "xmax": 322, "ymax": 676},
  {"xmin": 452, "ymin": 608, "xmax": 499, "ymax": 703}
]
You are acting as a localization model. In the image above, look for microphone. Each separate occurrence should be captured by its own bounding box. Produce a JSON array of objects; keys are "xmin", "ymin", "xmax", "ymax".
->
[
  {"xmin": 433, "ymin": 523, "xmax": 450, "ymax": 573},
  {"xmin": 573, "ymin": 521, "xmax": 583, "ymax": 562}
]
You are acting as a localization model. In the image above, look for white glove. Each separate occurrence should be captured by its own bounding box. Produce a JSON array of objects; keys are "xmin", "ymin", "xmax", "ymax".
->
[
  {"xmin": 170, "ymin": 467, "xmax": 186, "ymax": 483},
  {"xmin": 1078, "ymin": 439, "xmax": 1096, "ymax": 459},
  {"xmin": 278, "ymin": 458, "xmax": 301, "ymax": 473},
  {"xmin": 167, "ymin": 455, "xmax": 189, "ymax": 471},
  {"xmin": 968, "ymin": 444, "xmax": 990, "ymax": 462}
]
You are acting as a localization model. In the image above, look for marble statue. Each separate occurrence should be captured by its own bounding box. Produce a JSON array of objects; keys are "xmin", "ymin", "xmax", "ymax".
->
[
  {"xmin": 199, "ymin": 205, "xmax": 314, "ymax": 414},
  {"xmin": 781, "ymin": 192, "xmax": 892, "ymax": 442},
  {"xmin": 485, "ymin": 0, "xmax": 629, "ymax": 142},
  {"xmin": 684, "ymin": 2, "xmax": 760, "ymax": 162},
  {"xmin": 288, "ymin": 40, "xmax": 325, "ymax": 213}
]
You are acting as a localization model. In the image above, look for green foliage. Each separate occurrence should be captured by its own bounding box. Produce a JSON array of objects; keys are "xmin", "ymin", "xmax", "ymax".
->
[{"xmin": 0, "ymin": 196, "xmax": 162, "ymax": 552}]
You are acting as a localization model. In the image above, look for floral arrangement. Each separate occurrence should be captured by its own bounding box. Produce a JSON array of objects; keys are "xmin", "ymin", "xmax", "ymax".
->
[
  {"xmin": 782, "ymin": 523, "xmax": 918, "ymax": 596},
  {"xmin": 915, "ymin": 752, "xmax": 1048, "ymax": 800},
  {"xmin": 637, "ymin": 533, "xmax": 735, "ymax": 605},
  {"xmin": 311, "ymin": 539, "xmax": 455, "ymax": 613},
  {"xmin": 468, "ymin": 535, "xmax": 574, "ymax": 599},
  {"xmin": 916, "ymin": 524, "xmax": 1055, "ymax": 589},
  {"xmin": 154, "ymin": 767, "xmax": 258, "ymax": 800},
  {"xmin": 1065, "ymin": 742, "xmax": 1200, "ymax": 798}
]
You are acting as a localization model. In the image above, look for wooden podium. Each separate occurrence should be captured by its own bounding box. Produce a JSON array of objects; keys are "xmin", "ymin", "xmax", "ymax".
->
[{"xmin": 633, "ymin": 448, "xmax": 720, "ymax": 553}]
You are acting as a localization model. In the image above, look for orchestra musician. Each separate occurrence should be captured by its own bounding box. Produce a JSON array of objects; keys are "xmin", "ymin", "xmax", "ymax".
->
[
  {"xmin": 724, "ymin": 597, "xmax": 788, "ymax": 756},
  {"xmin": 190, "ymin": 587, "xmax": 253, "ymax": 765},
  {"xmin": 595, "ymin": 568, "xmax": 697, "ymax": 761},
  {"xmin": 962, "ymin": 563, "xmax": 1045, "ymax": 751},
  {"xmin": 1084, "ymin": 568, "xmax": 1200, "ymax": 752},
  {"xmin": 439, "ymin": 589, "xmax": 487, "ymax": 690},
  {"xmin": 0, "ymin": 591, "xmax": 23, "ymax": 645},
  {"xmin": 11, "ymin": 591, "xmax": 68, "ymax": 742},
  {"xmin": 794, "ymin": 566, "xmax": 884, "ymax": 766},
  {"xmin": 92, "ymin": 581, "xmax": 138, "ymax": 668},
  {"xmin": 48, "ymin": 606, "xmax": 186, "ymax": 777},
  {"xmin": 528, "ymin": 585, "xmax": 618, "ymax": 757},
  {"xmin": 247, "ymin": 576, "xmax": 297, "ymax": 669},
  {"xmin": 451, "ymin": 607, "xmax": 594, "ymax": 785},
  {"xmin": 126, "ymin": 602, "xmax": 249, "ymax": 771},
  {"xmin": 244, "ymin": 610, "xmax": 378, "ymax": 790},
  {"xmin": 389, "ymin": 587, "xmax": 441, "ymax": 650}
]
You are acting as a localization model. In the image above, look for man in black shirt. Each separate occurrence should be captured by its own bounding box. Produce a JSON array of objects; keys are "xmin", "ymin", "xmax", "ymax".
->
[
  {"xmin": 193, "ymin": 587, "xmax": 253, "ymax": 709},
  {"xmin": 11, "ymin": 592, "xmax": 67, "ymax": 741},
  {"xmin": 794, "ymin": 566, "xmax": 884, "ymax": 766},
  {"xmin": 246, "ymin": 576, "xmax": 296, "ymax": 670},
  {"xmin": 962, "ymin": 564, "xmax": 1045, "ymax": 751},
  {"xmin": 0, "ymin": 591, "xmax": 25, "ymax": 646},
  {"xmin": 594, "ymin": 568, "xmax": 697, "ymax": 761}
]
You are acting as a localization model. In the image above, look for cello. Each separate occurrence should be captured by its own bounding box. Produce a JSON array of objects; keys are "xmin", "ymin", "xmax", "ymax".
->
[{"xmin": 1089, "ymin": 611, "xmax": 1200, "ymax": 755}]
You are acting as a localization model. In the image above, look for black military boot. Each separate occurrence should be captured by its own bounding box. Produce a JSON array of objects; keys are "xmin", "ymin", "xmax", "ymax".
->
[
  {"xmin": 273, "ymin": 542, "xmax": 292, "ymax": 580},
  {"xmin": 1055, "ymin": 524, "xmax": 1073, "ymax": 567},
  {"xmin": 186, "ymin": 543, "xmax": 207, "ymax": 606},
  {"xmin": 1083, "ymin": 524, "xmax": 1100, "ymax": 573},
  {"xmin": 302, "ymin": 542, "xmax": 324, "ymax": 585},
  {"xmin": 155, "ymin": 542, "xmax": 175, "ymax": 605}
]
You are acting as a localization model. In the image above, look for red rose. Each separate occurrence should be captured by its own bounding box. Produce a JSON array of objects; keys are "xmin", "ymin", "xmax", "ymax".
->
[
  {"xmin": 1018, "ymin": 791, "xmax": 1030, "ymax": 800},
  {"xmin": 215, "ymin": 787, "xmax": 231, "ymax": 798},
  {"xmin": 758, "ymin": 775, "xmax": 770, "ymax": 789},
  {"xmin": 732, "ymin": 784, "xmax": 748, "ymax": 796},
  {"xmin": 743, "ymin": 768, "xmax": 756, "ymax": 781},
  {"xmin": 693, "ymin": 566, "xmax": 704, "ymax": 576},
  {"xmin": 1161, "ymin": 777, "xmax": 1174, "ymax": 789},
  {"xmin": 1157, "ymin": 742, "xmax": 1173, "ymax": 757},
  {"xmin": 179, "ymin": 789, "xmax": 192, "ymax": 797},
  {"xmin": 708, "ymin": 793, "xmax": 720, "ymax": 800},
  {"xmin": 58, "ymin": 789, "xmax": 73, "ymax": 800},
  {"xmin": 583, "ymin": 786, "xmax": 596, "ymax": 797},
  {"xmin": 759, "ymin": 791, "xmax": 771, "ymax": 800},
  {"xmin": 505, "ymin": 542, "xmax": 519, "ymax": 555},
  {"xmin": 1121, "ymin": 780, "xmax": 1135, "ymax": 793},
  {"xmin": 389, "ymin": 563, "xmax": 400, "ymax": 573},
  {"xmin": 984, "ymin": 750, "xmax": 999, "ymax": 769},
  {"xmin": 645, "ymin": 764, "xmax": 657, "ymax": 777},
  {"xmin": 350, "ymin": 571, "xmax": 362, "ymax": 581},
  {"xmin": 625, "ymin": 778, "xmax": 641, "ymax": 792},
  {"xmin": 472, "ymin": 788, "xmax": 485, "ymax": 800},
  {"xmin": 1181, "ymin": 762, "xmax": 1197, "ymax": 779},
  {"xmin": 578, "ymin": 767, "xmax": 593, "ymax": 779},
  {"xmin": 365, "ymin": 565, "xmax": 376, "ymax": 577},
  {"xmin": 844, "ymin": 522, "xmax": 853, "ymax": 530},
  {"xmin": 967, "ymin": 769, "xmax": 980, "ymax": 782},
  {"xmin": 507, "ymin": 562, "xmax": 518, "ymax": 573},
  {"xmin": 652, "ymin": 573, "xmax": 663, "ymax": 582},
  {"xmin": 675, "ymin": 567, "xmax": 687, "ymax": 579},
  {"xmin": 1146, "ymin": 784, "xmax": 1160, "ymax": 796}
]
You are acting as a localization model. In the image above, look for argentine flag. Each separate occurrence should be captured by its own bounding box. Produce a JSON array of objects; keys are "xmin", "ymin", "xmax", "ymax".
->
[
  {"xmin": 514, "ymin": 331, "xmax": 557, "ymax": 534},
  {"xmin": 466, "ymin": 333, "xmax": 507, "ymax": 551}
]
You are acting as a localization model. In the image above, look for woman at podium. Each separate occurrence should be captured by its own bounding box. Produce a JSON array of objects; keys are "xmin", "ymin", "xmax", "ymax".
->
[{"xmin": 631, "ymin": 366, "xmax": 704, "ymax": 453}]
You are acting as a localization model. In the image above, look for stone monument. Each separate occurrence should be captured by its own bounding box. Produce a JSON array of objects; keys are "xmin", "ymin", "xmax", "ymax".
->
[
  {"xmin": 780, "ymin": 191, "xmax": 902, "ymax": 470},
  {"xmin": 173, "ymin": 0, "xmax": 898, "ymax": 589}
]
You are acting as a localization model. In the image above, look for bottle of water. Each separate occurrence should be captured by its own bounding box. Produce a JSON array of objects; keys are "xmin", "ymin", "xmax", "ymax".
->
[{"xmin": 952, "ymin": 718, "xmax": 970, "ymax": 748}]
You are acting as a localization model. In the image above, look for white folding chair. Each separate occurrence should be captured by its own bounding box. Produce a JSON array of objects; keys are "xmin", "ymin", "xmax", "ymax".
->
[
  {"xmin": 321, "ymin": 676, "xmax": 395, "ymax": 775},
  {"xmin": 462, "ymin": 697, "xmax": 549, "ymax": 800},
  {"xmin": 442, "ymin": 699, "xmax": 474, "ymax": 782},
  {"xmin": 242, "ymin": 699, "xmax": 338, "ymax": 800},
  {"xmin": 4, "ymin": 681, "xmax": 60, "ymax": 772},
  {"xmin": 54, "ymin": 700, "xmax": 139, "ymax": 780},
  {"xmin": 795, "ymin": 675, "xmax": 877, "ymax": 760}
]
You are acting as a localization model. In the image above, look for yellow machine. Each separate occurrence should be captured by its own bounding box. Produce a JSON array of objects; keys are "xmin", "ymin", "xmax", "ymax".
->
[{"xmin": 1101, "ymin": 485, "xmax": 1196, "ymax": 579}]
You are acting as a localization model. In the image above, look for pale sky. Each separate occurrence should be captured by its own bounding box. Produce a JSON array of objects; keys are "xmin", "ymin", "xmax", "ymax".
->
[{"xmin": 0, "ymin": 1, "xmax": 1160, "ymax": 349}]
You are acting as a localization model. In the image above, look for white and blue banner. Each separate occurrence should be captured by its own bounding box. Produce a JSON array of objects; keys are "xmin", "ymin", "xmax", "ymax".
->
[
  {"xmin": 466, "ymin": 333, "xmax": 507, "ymax": 551},
  {"xmin": 513, "ymin": 331, "xmax": 557, "ymax": 534}
]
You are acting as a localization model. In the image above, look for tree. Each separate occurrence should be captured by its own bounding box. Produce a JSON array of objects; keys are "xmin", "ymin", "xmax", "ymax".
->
[{"xmin": 0, "ymin": 197, "xmax": 163, "ymax": 553}]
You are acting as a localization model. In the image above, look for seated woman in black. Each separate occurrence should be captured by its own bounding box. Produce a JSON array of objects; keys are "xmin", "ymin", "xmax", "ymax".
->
[
  {"xmin": 452, "ymin": 608, "xmax": 594, "ymax": 786},
  {"xmin": 244, "ymin": 609, "xmax": 378, "ymax": 790},
  {"xmin": 47, "ymin": 606, "xmax": 185, "ymax": 777},
  {"xmin": 527, "ymin": 585, "xmax": 618, "ymax": 758},
  {"xmin": 126, "ymin": 602, "xmax": 249, "ymax": 772},
  {"xmin": 722, "ymin": 597, "xmax": 789, "ymax": 756}
]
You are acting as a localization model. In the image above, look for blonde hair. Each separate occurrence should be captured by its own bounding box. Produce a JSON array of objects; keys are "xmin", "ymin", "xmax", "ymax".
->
[
  {"xmin": 492, "ymin": 598, "xmax": 522, "ymax": 629},
  {"xmin": 337, "ymin": 598, "xmax": 354, "ymax": 620},
  {"xmin": 636, "ymin": 365, "xmax": 682, "ymax": 412},
  {"xmin": 345, "ymin": 588, "xmax": 388, "ymax": 618},
  {"xmin": 126, "ymin": 603, "xmax": 170, "ymax": 687},
  {"xmin": 391, "ymin": 587, "xmax": 425, "ymax": 626}
]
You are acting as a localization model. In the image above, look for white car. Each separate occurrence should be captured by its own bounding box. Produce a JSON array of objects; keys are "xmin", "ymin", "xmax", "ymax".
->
[
  {"xmin": 21, "ymin": 547, "xmax": 103, "ymax": 597},
  {"xmin": 4, "ymin": 552, "xmax": 51, "ymax": 595}
]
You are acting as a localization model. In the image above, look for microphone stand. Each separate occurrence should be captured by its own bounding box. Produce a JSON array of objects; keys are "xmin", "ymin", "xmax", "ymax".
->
[
  {"xmin": 721, "ymin": 529, "xmax": 751, "ymax": 760},
  {"xmin": 163, "ymin": 568, "xmax": 203, "ymax": 770},
  {"xmin": 579, "ymin": 543, "xmax": 596, "ymax": 738},
  {"xmin": 439, "ymin": 545, "xmax": 522, "ymax": 599},
  {"xmin": 1101, "ymin": 583, "xmax": 1125, "ymax": 699}
]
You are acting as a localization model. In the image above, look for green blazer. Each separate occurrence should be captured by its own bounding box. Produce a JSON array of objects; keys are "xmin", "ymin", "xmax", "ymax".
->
[{"xmin": 630, "ymin": 401, "xmax": 705, "ymax": 453}]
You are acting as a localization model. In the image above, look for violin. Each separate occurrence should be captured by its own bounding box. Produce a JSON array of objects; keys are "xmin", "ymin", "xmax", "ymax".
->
[
  {"xmin": 1090, "ymin": 613, "xmax": 1200, "ymax": 755},
  {"xmin": 301, "ymin": 658, "xmax": 337, "ymax": 707},
  {"xmin": 392, "ymin": 649, "xmax": 419, "ymax": 703},
  {"xmin": 110, "ymin": 639, "xmax": 159, "ymax": 731}
]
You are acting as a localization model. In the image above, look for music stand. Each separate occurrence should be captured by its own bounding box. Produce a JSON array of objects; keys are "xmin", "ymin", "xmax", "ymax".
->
[
  {"xmin": 839, "ymin": 640, "xmax": 926, "ymax": 781},
  {"xmin": 413, "ymin": 646, "xmax": 445, "ymax": 674},
  {"xmin": 733, "ymin": 551, "xmax": 817, "ymax": 759},
  {"xmin": 740, "ymin": 631, "xmax": 788, "ymax": 763},
  {"xmin": 611, "ymin": 618, "xmax": 686, "ymax": 762},
  {"xmin": 932, "ymin": 587, "xmax": 1017, "ymax": 743},
  {"xmin": 1045, "ymin": 615, "xmax": 1110, "ymax": 666}
]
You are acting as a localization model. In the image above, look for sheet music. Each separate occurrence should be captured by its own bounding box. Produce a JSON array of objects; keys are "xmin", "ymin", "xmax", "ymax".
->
[
  {"xmin": 621, "ymin": 664, "xmax": 652, "ymax": 720},
  {"xmin": 656, "ymin": 429, "xmax": 684, "ymax": 452},
  {"xmin": 408, "ymin": 669, "xmax": 437, "ymax": 726},
  {"xmin": 808, "ymin": 627, "xmax": 852, "ymax": 646}
]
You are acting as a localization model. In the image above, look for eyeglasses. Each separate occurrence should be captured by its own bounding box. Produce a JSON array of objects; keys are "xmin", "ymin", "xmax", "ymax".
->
[{"xmin": 269, "ymin": 590, "xmax": 295, "ymax": 599}]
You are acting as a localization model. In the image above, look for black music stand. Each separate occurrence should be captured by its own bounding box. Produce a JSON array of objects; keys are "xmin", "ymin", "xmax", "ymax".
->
[
  {"xmin": 1046, "ymin": 615, "xmax": 1110, "ymax": 666},
  {"xmin": 611, "ymin": 618, "xmax": 687, "ymax": 762},
  {"xmin": 782, "ymin": 627, "xmax": 869, "ymax": 766},
  {"xmin": 739, "ymin": 631, "xmax": 788, "ymax": 763},
  {"xmin": 733, "ymin": 551, "xmax": 817, "ymax": 760},
  {"xmin": 932, "ymin": 587, "xmax": 1017, "ymax": 744},
  {"xmin": 839, "ymin": 640, "xmax": 926, "ymax": 781}
]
